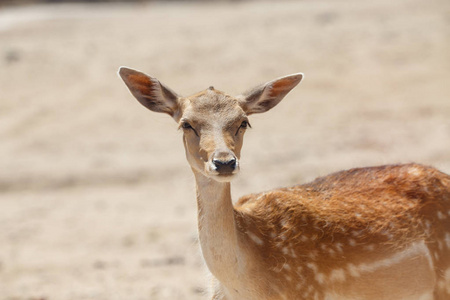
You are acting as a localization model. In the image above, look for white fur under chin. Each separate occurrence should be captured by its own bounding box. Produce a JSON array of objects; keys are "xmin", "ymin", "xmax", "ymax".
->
[{"xmin": 209, "ymin": 173, "xmax": 238, "ymax": 183}]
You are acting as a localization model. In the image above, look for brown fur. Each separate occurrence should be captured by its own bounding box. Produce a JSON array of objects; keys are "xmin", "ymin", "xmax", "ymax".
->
[{"xmin": 235, "ymin": 163, "xmax": 450, "ymax": 299}]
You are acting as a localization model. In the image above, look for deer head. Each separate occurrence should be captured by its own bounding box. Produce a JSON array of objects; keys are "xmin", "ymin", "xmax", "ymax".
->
[{"xmin": 118, "ymin": 67, "xmax": 303, "ymax": 182}]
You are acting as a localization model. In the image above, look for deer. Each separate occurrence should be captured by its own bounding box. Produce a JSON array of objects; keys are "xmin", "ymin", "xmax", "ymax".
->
[{"xmin": 118, "ymin": 67, "xmax": 450, "ymax": 300}]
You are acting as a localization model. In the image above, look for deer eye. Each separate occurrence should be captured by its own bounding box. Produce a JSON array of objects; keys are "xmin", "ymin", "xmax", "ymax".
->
[
  {"xmin": 182, "ymin": 122, "xmax": 193, "ymax": 129},
  {"xmin": 181, "ymin": 121, "xmax": 199, "ymax": 136},
  {"xmin": 240, "ymin": 120, "xmax": 250, "ymax": 129},
  {"xmin": 236, "ymin": 120, "xmax": 250, "ymax": 136}
]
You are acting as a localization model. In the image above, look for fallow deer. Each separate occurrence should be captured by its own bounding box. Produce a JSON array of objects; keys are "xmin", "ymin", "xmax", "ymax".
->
[{"xmin": 118, "ymin": 67, "xmax": 450, "ymax": 300}]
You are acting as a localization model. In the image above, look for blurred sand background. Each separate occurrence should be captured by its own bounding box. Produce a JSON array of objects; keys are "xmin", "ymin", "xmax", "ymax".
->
[{"xmin": 0, "ymin": 0, "xmax": 449, "ymax": 299}]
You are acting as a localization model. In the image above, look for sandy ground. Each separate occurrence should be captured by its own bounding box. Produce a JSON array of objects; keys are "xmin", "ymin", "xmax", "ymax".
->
[{"xmin": 0, "ymin": 0, "xmax": 449, "ymax": 299}]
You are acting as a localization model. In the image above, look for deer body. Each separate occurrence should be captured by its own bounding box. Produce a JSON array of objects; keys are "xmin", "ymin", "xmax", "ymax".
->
[{"xmin": 119, "ymin": 67, "xmax": 450, "ymax": 300}]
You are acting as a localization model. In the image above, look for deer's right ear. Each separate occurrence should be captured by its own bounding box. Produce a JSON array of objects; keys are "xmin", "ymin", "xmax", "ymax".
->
[{"xmin": 118, "ymin": 67, "xmax": 180, "ymax": 118}]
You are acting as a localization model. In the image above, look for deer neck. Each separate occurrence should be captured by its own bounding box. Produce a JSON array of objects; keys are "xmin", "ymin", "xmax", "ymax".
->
[{"xmin": 193, "ymin": 169, "xmax": 245, "ymax": 285}]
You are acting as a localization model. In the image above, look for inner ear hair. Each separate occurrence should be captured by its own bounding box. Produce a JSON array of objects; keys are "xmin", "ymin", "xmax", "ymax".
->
[
  {"xmin": 238, "ymin": 73, "xmax": 303, "ymax": 115},
  {"xmin": 118, "ymin": 67, "xmax": 180, "ymax": 117}
]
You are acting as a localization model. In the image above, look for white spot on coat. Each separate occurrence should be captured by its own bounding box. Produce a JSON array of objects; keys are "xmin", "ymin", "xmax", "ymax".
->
[
  {"xmin": 364, "ymin": 244, "xmax": 375, "ymax": 251},
  {"xmin": 327, "ymin": 248, "xmax": 336, "ymax": 256},
  {"xmin": 347, "ymin": 263, "xmax": 360, "ymax": 277},
  {"xmin": 347, "ymin": 241, "xmax": 431, "ymax": 277},
  {"xmin": 281, "ymin": 217, "xmax": 289, "ymax": 228},
  {"xmin": 335, "ymin": 242, "xmax": 344, "ymax": 253},
  {"xmin": 247, "ymin": 232, "xmax": 264, "ymax": 246},
  {"xmin": 307, "ymin": 262, "xmax": 319, "ymax": 273},
  {"xmin": 445, "ymin": 232, "xmax": 450, "ymax": 249},
  {"xmin": 290, "ymin": 248, "xmax": 298, "ymax": 258},
  {"xmin": 329, "ymin": 268, "xmax": 346, "ymax": 282},
  {"xmin": 437, "ymin": 211, "xmax": 447, "ymax": 220},
  {"xmin": 315, "ymin": 273, "xmax": 325, "ymax": 284}
]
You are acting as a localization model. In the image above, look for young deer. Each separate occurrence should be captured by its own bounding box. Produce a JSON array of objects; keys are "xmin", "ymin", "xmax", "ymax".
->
[{"xmin": 119, "ymin": 67, "xmax": 450, "ymax": 300}]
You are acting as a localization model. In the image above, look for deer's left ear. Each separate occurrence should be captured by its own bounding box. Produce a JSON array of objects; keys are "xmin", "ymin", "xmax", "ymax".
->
[
  {"xmin": 237, "ymin": 73, "xmax": 303, "ymax": 115},
  {"xmin": 118, "ymin": 67, "xmax": 180, "ymax": 119}
]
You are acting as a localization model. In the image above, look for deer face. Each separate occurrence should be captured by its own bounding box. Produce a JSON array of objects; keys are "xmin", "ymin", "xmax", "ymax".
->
[
  {"xmin": 118, "ymin": 67, "xmax": 303, "ymax": 182},
  {"xmin": 179, "ymin": 89, "xmax": 249, "ymax": 181}
]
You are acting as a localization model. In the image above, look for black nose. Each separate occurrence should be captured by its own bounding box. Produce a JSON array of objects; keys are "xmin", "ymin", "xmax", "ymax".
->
[{"xmin": 213, "ymin": 157, "xmax": 237, "ymax": 174}]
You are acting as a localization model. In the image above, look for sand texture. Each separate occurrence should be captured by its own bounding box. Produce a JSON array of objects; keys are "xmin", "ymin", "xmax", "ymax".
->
[{"xmin": 1, "ymin": 0, "xmax": 449, "ymax": 299}]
